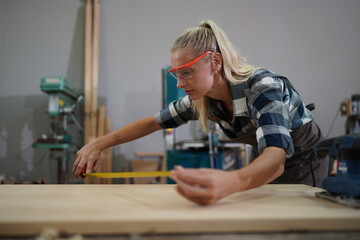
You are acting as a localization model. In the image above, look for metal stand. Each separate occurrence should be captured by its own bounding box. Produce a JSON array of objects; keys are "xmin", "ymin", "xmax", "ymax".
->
[{"xmin": 33, "ymin": 143, "xmax": 72, "ymax": 184}]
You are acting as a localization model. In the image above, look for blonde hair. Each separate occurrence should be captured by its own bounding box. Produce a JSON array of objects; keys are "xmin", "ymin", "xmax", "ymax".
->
[{"xmin": 171, "ymin": 20, "xmax": 255, "ymax": 130}]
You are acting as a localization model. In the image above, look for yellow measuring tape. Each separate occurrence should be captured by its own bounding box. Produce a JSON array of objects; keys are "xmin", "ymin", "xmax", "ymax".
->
[{"xmin": 81, "ymin": 171, "xmax": 171, "ymax": 178}]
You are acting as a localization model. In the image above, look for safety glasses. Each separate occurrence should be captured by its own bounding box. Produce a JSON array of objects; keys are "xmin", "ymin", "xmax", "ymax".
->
[{"xmin": 168, "ymin": 51, "xmax": 213, "ymax": 80}]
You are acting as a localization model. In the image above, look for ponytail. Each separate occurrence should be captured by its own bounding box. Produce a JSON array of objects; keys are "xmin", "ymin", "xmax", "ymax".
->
[{"xmin": 198, "ymin": 20, "xmax": 254, "ymax": 83}]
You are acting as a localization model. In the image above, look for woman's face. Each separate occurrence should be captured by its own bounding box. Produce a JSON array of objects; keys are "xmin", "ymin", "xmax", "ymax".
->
[{"xmin": 170, "ymin": 48, "xmax": 215, "ymax": 100}]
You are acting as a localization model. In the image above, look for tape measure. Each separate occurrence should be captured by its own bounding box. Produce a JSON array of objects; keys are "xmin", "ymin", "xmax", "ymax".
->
[{"xmin": 81, "ymin": 171, "xmax": 171, "ymax": 178}]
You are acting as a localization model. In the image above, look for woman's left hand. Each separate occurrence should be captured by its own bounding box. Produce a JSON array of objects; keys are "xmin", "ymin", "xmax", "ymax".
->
[{"xmin": 170, "ymin": 166, "xmax": 238, "ymax": 205}]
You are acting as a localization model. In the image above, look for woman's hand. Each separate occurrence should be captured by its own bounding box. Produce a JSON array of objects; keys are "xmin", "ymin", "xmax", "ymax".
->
[
  {"xmin": 169, "ymin": 147, "xmax": 286, "ymax": 205},
  {"xmin": 170, "ymin": 166, "xmax": 238, "ymax": 205},
  {"xmin": 71, "ymin": 117, "xmax": 163, "ymax": 179},
  {"xmin": 72, "ymin": 139, "xmax": 102, "ymax": 178}
]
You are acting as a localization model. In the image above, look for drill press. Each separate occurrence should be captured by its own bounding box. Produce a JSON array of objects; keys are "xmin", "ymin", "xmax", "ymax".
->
[{"xmin": 33, "ymin": 77, "xmax": 83, "ymax": 183}]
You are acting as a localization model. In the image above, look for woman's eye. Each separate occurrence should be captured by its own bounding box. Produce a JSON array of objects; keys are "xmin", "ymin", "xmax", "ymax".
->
[{"xmin": 182, "ymin": 70, "xmax": 192, "ymax": 76}]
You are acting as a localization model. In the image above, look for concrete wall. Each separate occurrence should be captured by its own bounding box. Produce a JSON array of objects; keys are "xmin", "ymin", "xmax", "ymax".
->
[{"xmin": 1, "ymin": 0, "xmax": 359, "ymax": 183}]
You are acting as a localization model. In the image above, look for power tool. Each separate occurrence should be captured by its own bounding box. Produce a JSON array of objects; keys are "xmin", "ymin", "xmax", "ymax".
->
[
  {"xmin": 33, "ymin": 77, "xmax": 83, "ymax": 183},
  {"xmin": 314, "ymin": 134, "xmax": 360, "ymax": 208}
]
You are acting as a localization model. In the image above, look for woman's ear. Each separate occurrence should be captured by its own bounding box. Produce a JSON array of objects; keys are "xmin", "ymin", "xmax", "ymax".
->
[{"xmin": 212, "ymin": 52, "xmax": 222, "ymax": 72}]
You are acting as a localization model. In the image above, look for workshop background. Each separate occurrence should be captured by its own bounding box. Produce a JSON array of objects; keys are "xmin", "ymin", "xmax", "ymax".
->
[{"xmin": 0, "ymin": 0, "xmax": 359, "ymax": 183}]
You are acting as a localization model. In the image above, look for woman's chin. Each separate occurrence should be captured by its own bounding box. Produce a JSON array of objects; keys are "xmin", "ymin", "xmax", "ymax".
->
[{"xmin": 189, "ymin": 95, "xmax": 200, "ymax": 100}]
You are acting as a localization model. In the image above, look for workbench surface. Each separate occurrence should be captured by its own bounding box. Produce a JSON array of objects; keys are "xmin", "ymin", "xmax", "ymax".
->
[{"xmin": 0, "ymin": 184, "xmax": 359, "ymax": 236}]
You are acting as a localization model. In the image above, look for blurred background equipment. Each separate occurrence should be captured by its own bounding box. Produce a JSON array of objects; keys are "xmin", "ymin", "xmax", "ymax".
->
[
  {"xmin": 33, "ymin": 77, "xmax": 83, "ymax": 183},
  {"xmin": 340, "ymin": 93, "xmax": 360, "ymax": 134}
]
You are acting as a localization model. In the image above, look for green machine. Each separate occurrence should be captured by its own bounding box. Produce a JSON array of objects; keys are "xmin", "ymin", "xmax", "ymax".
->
[{"xmin": 33, "ymin": 77, "xmax": 83, "ymax": 183}]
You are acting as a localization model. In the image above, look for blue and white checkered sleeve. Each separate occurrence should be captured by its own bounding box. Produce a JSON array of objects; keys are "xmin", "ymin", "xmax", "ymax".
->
[
  {"xmin": 248, "ymin": 77, "xmax": 294, "ymax": 158},
  {"xmin": 154, "ymin": 95, "xmax": 198, "ymax": 129}
]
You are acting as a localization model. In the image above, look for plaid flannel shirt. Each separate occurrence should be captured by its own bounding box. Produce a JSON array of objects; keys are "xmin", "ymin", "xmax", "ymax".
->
[{"xmin": 155, "ymin": 69, "xmax": 313, "ymax": 157}]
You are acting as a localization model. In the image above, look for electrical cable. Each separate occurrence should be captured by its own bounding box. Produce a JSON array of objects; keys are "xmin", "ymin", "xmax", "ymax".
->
[
  {"xmin": 309, "ymin": 155, "xmax": 316, "ymax": 187},
  {"xmin": 300, "ymin": 147, "xmax": 316, "ymax": 187},
  {"xmin": 325, "ymin": 108, "xmax": 340, "ymax": 139},
  {"xmin": 325, "ymin": 97, "xmax": 349, "ymax": 139}
]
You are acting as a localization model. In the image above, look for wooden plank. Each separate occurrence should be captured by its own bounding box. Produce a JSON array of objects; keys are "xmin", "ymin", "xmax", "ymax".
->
[
  {"xmin": 84, "ymin": 0, "xmax": 93, "ymax": 143},
  {"xmin": 85, "ymin": 106, "xmax": 104, "ymax": 184},
  {"xmin": 87, "ymin": 0, "xmax": 100, "ymax": 145},
  {"xmin": 1, "ymin": 184, "xmax": 359, "ymax": 236},
  {"xmin": 83, "ymin": 0, "xmax": 93, "ymax": 184},
  {"xmin": 84, "ymin": 0, "xmax": 100, "ymax": 144},
  {"xmin": 97, "ymin": 105, "xmax": 105, "ymax": 138},
  {"xmin": 91, "ymin": 0, "xmax": 100, "ymax": 116},
  {"xmin": 95, "ymin": 106, "xmax": 110, "ymax": 184},
  {"xmin": 102, "ymin": 118, "xmax": 112, "ymax": 184}
]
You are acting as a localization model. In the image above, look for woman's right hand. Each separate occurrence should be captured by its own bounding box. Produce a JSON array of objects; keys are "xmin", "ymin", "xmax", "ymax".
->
[{"xmin": 72, "ymin": 139, "xmax": 103, "ymax": 178}]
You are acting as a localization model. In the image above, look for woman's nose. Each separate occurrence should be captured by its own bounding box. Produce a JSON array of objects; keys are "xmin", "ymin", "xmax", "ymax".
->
[{"xmin": 177, "ymin": 78, "xmax": 186, "ymax": 89}]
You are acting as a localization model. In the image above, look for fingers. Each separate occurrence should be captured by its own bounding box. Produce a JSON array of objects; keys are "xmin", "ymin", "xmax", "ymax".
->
[
  {"xmin": 72, "ymin": 153, "xmax": 82, "ymax": 178},
  {"xmin": 172, "ymin": 166, "xmax": 215, "ymax": 188},
  {"xmin": 175, "ymin": 186, "xmax": 210, "ymax": 205},
  {"xmin": 173, "ymin": 177, "xmax": 217, "ymax": 205},
  {"xmin": 72, "ymin": 156, "xmax": 85, "ymax": 178},
  {"xmin": 72, "ymin": 151, "xmax": 100, "ymax": 178},
  {"xmin": 172, "ymin": 173, "xmax": 208, "ymax": 196},
  {"xmin": 86, "ymin": 160, "xmax": 94, "ymax": 174},
  {"xmin": 170, "ymin": 167, "xmax": 219, "ymax": 205},
  {"xmin": 93, "ymin": 159, "xmax": 101, "ymax": 172}
]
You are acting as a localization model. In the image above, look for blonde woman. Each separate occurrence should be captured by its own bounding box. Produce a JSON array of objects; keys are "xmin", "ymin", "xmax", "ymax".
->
[{"xmin": 73, "ymin": 20, "xmax": 328, "ymax": 205}]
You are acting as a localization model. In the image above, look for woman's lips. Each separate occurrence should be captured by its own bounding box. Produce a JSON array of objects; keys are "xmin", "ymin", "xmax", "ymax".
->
[{"xmin": 185, "ymin": 90, "xmax": 193, "ymax": 94}]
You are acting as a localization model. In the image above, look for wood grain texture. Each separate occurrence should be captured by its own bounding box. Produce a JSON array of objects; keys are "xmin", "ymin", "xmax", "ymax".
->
[
  {"xmin": 0, "ymin": 184, "xmax": 359, "ymax": 236},
  {"xmin": 91, "ymin": 0, "xmax": 99, "ymax": 115},
  {"xmin": 85, "ymin": 106, "xmax": 105, "ymax": 184},
  {"xmin": 84, "ymin": 0, "xmax": 93, "ymax": 143},
  {"xmin": 102, "ymin": 118, "xmax": 112, "ymax": 184}
]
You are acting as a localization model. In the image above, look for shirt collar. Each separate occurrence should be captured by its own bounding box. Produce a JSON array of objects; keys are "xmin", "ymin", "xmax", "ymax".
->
[{"xmin": 229, "ymin": 81, "xmax": 249, "ymax": 117}]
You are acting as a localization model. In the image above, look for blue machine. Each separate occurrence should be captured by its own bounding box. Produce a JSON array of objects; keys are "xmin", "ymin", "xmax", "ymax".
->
[
  {"xmin": 166, "ymin": 150, "xmax": 223, "ymax": 184},
  {"xmin": 314, "ymin": 134, "xmax": 360, "ymax": 208}
]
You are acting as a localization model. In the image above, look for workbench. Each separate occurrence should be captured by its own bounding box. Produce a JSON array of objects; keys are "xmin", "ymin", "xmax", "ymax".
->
[{"xmin": 0, "ymin": 184, "xmax": 359, "ymax": 238}]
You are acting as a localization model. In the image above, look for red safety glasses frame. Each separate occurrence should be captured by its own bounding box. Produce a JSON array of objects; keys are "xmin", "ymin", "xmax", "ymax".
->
[{"xmin": 168, "ymin": 51, "xmax": 213, "ymax": 73}]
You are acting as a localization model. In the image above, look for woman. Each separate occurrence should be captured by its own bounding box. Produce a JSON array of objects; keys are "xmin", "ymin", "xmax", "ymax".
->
[{"xmin": 73, "ymin": 20, "xmax": 328, "ymax": 205}]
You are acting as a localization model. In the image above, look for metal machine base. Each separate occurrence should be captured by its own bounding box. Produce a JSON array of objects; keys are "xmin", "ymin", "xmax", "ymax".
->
[{"xmin": 316, "ymin": 191, "xmax": 360, "ymax": 209}]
